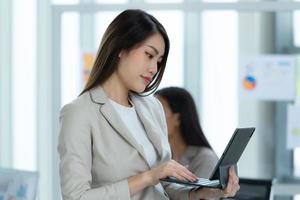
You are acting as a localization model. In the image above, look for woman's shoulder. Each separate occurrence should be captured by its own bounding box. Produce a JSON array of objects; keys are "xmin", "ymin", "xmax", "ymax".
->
[
  {"xmin": 196, "ymin": 146, "xmax": 215, "ymax": 155},
  {"xmin": 187, "ymin": 146, "xmax": 218, "ymax": 162},
  {"xmin": 60, "ymin": 91, "xmax": 93, "ymax": 115},
  {"xmin": 131, "ymin": 94, "xmax": 162, "ymax": 110},
  {"xmin": 198, "ymin": 146, "xmax": 217, "ymax": 158},
  {"xmin": 184, "ymin": 146, "xmax": 219, "ymax": 178}
]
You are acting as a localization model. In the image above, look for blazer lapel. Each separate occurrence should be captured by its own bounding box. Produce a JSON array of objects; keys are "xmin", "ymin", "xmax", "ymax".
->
[
  {"xmin": 89, "ymin": 86, "xmax": 150, "ymax": 168},
  {"xmin": 131, "ymin": 95, "xmax": 164, "ymax": 161}
]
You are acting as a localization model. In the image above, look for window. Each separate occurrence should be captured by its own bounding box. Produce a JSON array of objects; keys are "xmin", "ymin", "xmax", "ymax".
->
[
  {"xmin": 295, "ymin": 149, "xmax": 300, "ymax": 200},
  {"xmin": 293, "ymin": 1, "xmax": 300, "ymax": 180},
  {"xmin": 12, "ymin": 0, "xmax": 37, "ymax": 171},
  {"xmin": 95, "ymin": 11, "xmax": 119, "ymax": 49},
  {"xmin": 201, "ymin": 10, "xmax": 238, "ymax": 156},
  {"xmin": 52, "ymin": 0, "xmax": 79, "ymax": 4},
  {"xmin": 293, "ymin": 7, "xmax": 300, "ymax": 47},
  {"xmin": 146, "ymin": 0, "xmax": 183, "ymax": 3},
  {"xmin": 95, "ymin": 0, "xmax": 127, "ymax": 3},
  {"xmin": 149, "ymin": 10, "xmax": 184, "ymax": 88},
  {"xmin": 61, "ymin": 12, "xmax": 80, "ymax": 107}
]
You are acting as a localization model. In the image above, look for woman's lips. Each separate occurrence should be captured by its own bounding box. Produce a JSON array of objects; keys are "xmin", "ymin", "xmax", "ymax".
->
[{"xmin": 142, "ymin": 76, "xmax": 151, "ymax": 85}]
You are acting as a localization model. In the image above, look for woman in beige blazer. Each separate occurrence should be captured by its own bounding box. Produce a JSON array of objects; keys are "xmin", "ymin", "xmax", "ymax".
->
[{"xmin": 58, "ymin": 9, "xmax": 240, "ymax": 200}]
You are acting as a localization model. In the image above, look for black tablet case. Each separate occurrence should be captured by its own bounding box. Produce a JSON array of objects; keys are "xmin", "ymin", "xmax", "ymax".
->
[{"xmin": 160, "ymin": 127, "xmax": 255, "ymax": 189}]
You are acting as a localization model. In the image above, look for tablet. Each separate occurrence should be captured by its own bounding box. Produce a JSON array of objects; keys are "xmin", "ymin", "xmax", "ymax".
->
[{"xmin": 160, "ymin": 127, "xmax": 255, "ymax": 188}]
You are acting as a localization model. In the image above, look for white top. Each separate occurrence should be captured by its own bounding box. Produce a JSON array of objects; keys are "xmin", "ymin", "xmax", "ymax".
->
[{"xmin": 109, "ymin": 99, "xmax": 157, "ymax": 167}]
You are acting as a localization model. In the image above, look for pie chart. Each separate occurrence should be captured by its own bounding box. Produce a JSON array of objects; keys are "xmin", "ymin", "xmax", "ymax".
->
[{"xmin": 243, "ymin": 75, "xmax": 256, "ymax": 90}]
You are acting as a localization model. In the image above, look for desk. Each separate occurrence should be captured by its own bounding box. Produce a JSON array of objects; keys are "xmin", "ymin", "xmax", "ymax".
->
[{"xmin": 272, "ymin": 183, "xmax": 300, "ymax": 195}]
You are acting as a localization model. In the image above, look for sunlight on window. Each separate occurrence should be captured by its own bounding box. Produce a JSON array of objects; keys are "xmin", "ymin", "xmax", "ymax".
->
[
  {"xmin": 12, "ymin": 0, "xmax": 37, "ymax": 171},
  {"xmin": 293, "ymin": 0, "xmax": 300, "ymax": 182},
  {"xmin": 95, "ymin": 0, "xmax": 127, "ymax": 3},
  {"xmin": 61, "ymin": 12, "xmax": 80, "ymax": 107},
  {"xmin": 146, "ymin": 0, "xmax": 183, "ymax": 3},
  {"xmin": 95, "ymin": 12, "xmax": 119, "ymax": 50},
  {"xmin": 203, "ymin": 0, "xmax": 237, "ymax": 2},
  {"xmin": 52, "ymin": 0, "xmax": 79, "ymax": 4},
  {"xmin": 294, "ymin": 11, "xmax": 300, "ymax": 47},
  {"xmin": 149, "ymin": 10, "xmax": 184, "ymax": 88},
  {"xmin": 201, "ymin": 11, "xmax": 238, "ymax": 156},
  {"xmin": 294, "ymin": 148, "xmax": 300, "ymax": 176},
  {"xmin": 91, "ymin": 11, "xmax": 120, "ymax": 85}
]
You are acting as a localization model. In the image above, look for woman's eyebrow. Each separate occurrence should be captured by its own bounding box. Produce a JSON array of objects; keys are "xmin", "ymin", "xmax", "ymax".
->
[{"xmin": 146, "ymin": 45, "xmax": 159, "ymax": 55}]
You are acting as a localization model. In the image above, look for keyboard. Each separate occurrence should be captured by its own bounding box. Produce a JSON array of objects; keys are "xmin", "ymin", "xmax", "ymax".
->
[{"xmin": 160, "ymin": 176, "xmax": 221, "ymax": 188}]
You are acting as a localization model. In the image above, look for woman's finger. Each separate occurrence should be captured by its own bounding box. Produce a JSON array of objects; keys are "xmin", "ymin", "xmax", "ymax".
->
[
  {"xmin": 220, "ymin": 166, "xmax": 240, "ymax": 197},
  {"xmin": 173, "ymin": 164, "xmax": 198, "ymax": 181}
]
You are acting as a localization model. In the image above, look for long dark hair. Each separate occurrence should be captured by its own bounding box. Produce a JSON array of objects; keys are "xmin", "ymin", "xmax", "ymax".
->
[
  {"xmin": 80, "ymin": 9, "xmax": 170, "ymax": 95},
  {"xmin": 155, "ymin": 87, "xmax": 212, "ymax": 149}
]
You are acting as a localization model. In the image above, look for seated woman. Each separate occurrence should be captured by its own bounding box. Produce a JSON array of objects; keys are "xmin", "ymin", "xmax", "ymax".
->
[{"xmin": 155, "ymin": 87, "xmax": 218, "ymax": 178}]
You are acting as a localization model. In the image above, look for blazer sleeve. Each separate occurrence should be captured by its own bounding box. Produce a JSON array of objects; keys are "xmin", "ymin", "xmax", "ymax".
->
[{"xmin": 58, "ymin": 103, "xmax": 130, "ymax": 200}]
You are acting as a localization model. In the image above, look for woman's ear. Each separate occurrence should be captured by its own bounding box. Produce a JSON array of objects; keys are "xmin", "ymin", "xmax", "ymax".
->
[
  {"xmin": 119, "ymin": 49, "xmax": 127, "ymax": 58},
  {"xmin": 118, "ymin": 51, "xmax": 123, "ymax": 58},
  {"xmin": 173, "ymin": 113, "xmax": 181, "ymax": 127}
]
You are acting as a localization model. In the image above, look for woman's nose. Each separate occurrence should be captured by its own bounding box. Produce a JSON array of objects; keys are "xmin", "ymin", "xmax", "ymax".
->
[{"xmin": 149, "ymin": 62, "xmax": 158, "ymax": 75}]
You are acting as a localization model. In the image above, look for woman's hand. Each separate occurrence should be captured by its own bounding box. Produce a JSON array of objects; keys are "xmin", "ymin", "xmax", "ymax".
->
[
  {"xmin": 146, "ymin": 159, "xmax": 198, "ymax": 186},
  {"xmin": 128, "ymin": 159, "xmax": 197, "ymax": 196},
  {"xmin": 190, "ymin": 166, "xmax": 240, "ymax": 200}
]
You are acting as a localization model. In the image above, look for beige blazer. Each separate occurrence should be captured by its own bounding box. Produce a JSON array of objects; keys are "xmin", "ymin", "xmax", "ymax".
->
[{"xmin": 58, "ymin": 86, "xmax": 190, "ymax": 200}]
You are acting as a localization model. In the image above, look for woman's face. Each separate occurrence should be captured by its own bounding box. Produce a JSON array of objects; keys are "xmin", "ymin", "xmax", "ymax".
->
[
  {"xmin": 116, "ymin": 33, "xmax": 165, "ymax": 93},
  {"xmin": 157, "ymin": 96, "xmax": 180, "ymax": 140}
]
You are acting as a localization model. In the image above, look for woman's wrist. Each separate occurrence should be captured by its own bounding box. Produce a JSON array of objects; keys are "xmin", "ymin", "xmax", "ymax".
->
[
  {"xmin": 142, "ymin": 170, "xmax": 154, "ymax": 186},
  {"xmin": 128, "ymin": 170, "xmax": 155, "ymax": 196}
]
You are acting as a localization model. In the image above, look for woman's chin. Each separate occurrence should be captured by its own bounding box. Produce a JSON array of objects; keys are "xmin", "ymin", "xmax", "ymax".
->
[{"xmin": 131, "ymin": 85, "xmax": 147, "ymax": 93}]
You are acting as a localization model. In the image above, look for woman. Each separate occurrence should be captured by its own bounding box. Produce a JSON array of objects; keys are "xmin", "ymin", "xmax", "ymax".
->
[
  {"xmin": 58, "ymin": 9, "xmax": 239, "ymax": 200},
  {"xmin": 155, "ymin": 87, "xmax": 218, "ymax": 178}
]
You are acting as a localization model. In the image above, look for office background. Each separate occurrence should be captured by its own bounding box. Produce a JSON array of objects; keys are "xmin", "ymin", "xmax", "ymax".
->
[{"xmin": 0, "ymin": 0, "xmax": 300, "ymax": 199}]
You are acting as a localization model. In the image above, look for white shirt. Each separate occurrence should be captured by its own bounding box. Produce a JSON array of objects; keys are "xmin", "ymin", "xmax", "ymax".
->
[{"xmin": 109, "ymin": 99, "xmax": 157, "ymax": 167}]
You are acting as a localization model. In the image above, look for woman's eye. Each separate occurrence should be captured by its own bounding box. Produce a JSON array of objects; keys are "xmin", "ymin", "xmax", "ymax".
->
[{"xmin": 146, "ymin": 52, "xmax": 154, "ymax": 59}]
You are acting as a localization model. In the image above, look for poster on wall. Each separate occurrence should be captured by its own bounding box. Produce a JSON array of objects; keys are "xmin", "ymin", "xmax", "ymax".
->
[
  {"xmin": 287, "ymin": 104, "xmax": 300, "ymax": 149},
  {"xmin": 239, "ymin": 55, "xmax": 296, "ymax": 101},
  {"xmin": 81, "ymin": 51, "xmax": 96, "ymax": 85},
  {"xmin": 0, "ymin": 168, "xmax": 38, "ymax": 200}
]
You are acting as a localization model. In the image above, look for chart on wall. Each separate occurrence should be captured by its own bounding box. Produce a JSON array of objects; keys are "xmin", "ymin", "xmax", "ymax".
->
[
  {"xmin": 0, "ymin": 168, "xmax": 38, "ymax": 200},
  {"xmin": 239, "ymin": 55, "xmax": 296, "ymax": 101}
]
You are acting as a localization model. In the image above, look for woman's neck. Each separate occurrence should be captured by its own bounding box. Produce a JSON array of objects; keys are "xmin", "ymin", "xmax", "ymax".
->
[
  {"xmin": 169, "ymin": 131, "xmax": 188, "ymax": 162},
  {"xmin": 101, "ymin": 74, "xmax": 131, "ymax": 107}
]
